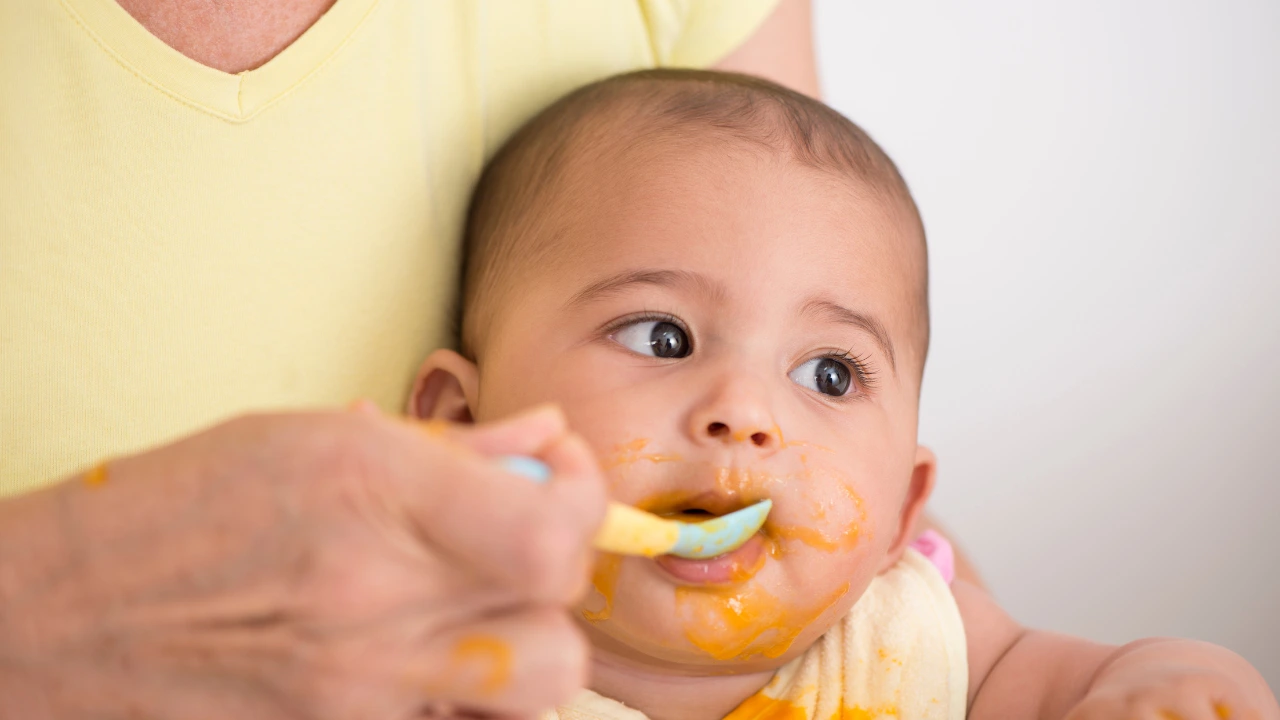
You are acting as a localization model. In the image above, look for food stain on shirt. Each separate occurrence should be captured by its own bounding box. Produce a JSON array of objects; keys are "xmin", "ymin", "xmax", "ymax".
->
[
  {"xmin": 83, "ymin": 463, "xmax": 109, "ymax": 488},
  {"xmin": 726, "ymin": 695, "xmax": 900, "ymax": 720},
  {"xmin": 725, "ymin": 693, "xmax": 808, "ymax": 720},
  {"xmin": 840, "ymin": 705, "xmax": 900, "ymax": 720}
]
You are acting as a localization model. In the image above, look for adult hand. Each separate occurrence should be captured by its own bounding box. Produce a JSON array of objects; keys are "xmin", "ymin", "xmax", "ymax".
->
[{"xmin": 0, "ymin": 404, "xmax": 606, "ymax": 719}]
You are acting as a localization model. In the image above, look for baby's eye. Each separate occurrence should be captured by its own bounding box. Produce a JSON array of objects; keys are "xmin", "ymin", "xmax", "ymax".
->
[
  {"xmin": 612, "ymin": 320, "xmax": 691, "ymax": 359},
  {"xmin": 789, "ymin": 357, "xmax": 852, "ymax": 397}
]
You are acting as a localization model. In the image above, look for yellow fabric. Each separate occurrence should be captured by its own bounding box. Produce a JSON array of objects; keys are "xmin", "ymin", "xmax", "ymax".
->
[
  {"xmin": 543, "ymin": 550, "xmax": 969, "ymax": 720},
  {"xmin": 0, "ymin": 0, "xmax": 781, "ymax": 496}
]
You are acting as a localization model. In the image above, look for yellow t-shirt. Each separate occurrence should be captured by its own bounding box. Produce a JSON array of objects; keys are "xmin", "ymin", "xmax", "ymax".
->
[{"xmin": 0, "ymin": 0, "xmax": 780, "ymax": 496}]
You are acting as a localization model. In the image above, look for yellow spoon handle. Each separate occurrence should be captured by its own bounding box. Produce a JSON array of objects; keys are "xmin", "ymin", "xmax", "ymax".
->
[{"xmin": 593, "ymin": 502, "xmax": 682, "ymax": 557}]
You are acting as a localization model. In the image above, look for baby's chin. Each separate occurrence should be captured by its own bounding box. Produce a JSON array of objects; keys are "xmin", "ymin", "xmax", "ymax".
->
[{"xmin": 575, "ymin": 539, "xmax": 871, "ymax": 672}]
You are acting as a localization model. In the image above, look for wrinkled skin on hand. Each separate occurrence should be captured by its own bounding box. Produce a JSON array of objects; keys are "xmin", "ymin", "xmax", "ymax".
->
[{"xmin": 0, "ymin": 405, "xmax": 606, "ymax": 720}]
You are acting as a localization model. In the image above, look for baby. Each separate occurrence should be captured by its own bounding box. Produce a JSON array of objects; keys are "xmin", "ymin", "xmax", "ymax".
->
[{"xmin": 409, "ymin": 70, "xmax": 1277, "ymax": 720}]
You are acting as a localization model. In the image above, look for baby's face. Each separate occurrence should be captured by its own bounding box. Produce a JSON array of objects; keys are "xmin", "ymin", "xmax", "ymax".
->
[{"xmin": 460, "ymin": 140, "xmax": 931, "ymax": 673}]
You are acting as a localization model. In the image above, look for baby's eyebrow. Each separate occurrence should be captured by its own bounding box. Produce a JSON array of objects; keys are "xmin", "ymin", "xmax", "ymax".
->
[
  {"xmin": 801, "ymin": 299, "xmax": 897, "ymax": 373},
  {"xmin": 564, "ymin": 269, "xmax": 727, "ymax": 308}
]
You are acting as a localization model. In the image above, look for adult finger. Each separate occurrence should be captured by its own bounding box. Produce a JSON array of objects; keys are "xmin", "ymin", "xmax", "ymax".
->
[
  {"xmin": 377, "ymin": 421, "xmax": 601, "ymax": 604},
  {"xmin": 402, "ymin": 609, "xmax": 588, "ymax": 716},
  {"xmin": 535, "ymin": 431, "xmax": 608, "ymax": 603}
]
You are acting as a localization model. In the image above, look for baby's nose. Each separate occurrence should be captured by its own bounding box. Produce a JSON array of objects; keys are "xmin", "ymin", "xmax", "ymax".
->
[
  {"xmin": 687, "ymin": 372, "xmax": 780, "ymax": 453},
  {"xmin": 703, "ymin": 421, "xmax": 775, "ymax": 449}
]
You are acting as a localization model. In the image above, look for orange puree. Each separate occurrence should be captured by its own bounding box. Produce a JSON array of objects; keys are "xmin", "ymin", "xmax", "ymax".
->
[
  {"xmin": 419, "ymin": 418, "xmax": 449, "ymax": 437},
  {"xmin": 83, "ymin": 463, "xmax": 109, "ymax": 488},
  {"xmin": 725, "ymin": 693, "xmax": 807, "ymax": 720},
  {"xmin": 725, "ymin": 694, "xmax": 899, "ymax": 720},
  {"xmin": 581, "ymin": 553, "xmax": 622, "ymax": 622},
  {"xmin": 770, "ymin": 477, "xmax": 866, "ymax": 554},
  {"xmin": 604, "ymin": 438, "xmax": 682, "ymax": 469},
  {"xmin": 677, "ymin": 582, "xmax": 849, "ymax": 661},
  {"xmin": 451, "ymin": 634, "xmax": 512, "ymax": 695},
  {"xmin": 728, "ymin": 543, "xmax": 769, "ymax": 581},
  {"xmin": 639, "ymin": 489, "xmax": 700, "ymax": 514},
  {"xmin": 714, "ymin": 466, "xmax": 785, "ymax": 499}
]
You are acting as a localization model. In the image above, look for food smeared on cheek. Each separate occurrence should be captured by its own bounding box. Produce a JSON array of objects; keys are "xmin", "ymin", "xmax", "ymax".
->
[
  {"xmin": 775, "ymin": 424, "xmax": 834, "ymax": 455},
  {"xmin": 604, "ymin": 438, "xmax": 683, "ymax": 470},
  {"xmin": 581, "ymin": 553, "xmax": 623, "ymax": 622},
  {"xmin": 676, "ymin": 581, "xmax": 849, "ymax": 661},
  {"xmin": 451, "ymin": 634, "xmax": 512, "ymax": 695},
  {"xmin": 769, "ymin": 468, "xmax": 869, "ymax": 554},
  {"xmin": 772, "ymin": 524, "xmax": 854, "ymax": 552}
]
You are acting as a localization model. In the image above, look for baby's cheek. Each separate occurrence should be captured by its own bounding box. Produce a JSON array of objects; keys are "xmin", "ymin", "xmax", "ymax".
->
[{"xmin": 767, "ymin": 465, "xmax": 873, "ymax": 557}]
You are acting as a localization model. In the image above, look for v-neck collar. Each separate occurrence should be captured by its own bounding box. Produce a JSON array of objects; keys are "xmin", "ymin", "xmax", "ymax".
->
[{"xmin": 61, "ymin": 0, "xmax": 382, "ymax": 121}]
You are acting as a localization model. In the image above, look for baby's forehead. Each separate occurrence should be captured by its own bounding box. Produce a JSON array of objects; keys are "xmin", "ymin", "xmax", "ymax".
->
[
  {"xmin": 559, "ymin": 138, "xmax": 924, "ymax": 346},
  {"xmin": 462, "ymin": 70, "xmax": 930, "ymax": 376}
]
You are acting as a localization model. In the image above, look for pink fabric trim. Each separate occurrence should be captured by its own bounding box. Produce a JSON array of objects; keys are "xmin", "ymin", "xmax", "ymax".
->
[{"xmin": 909, "ymin": 529, "xmax": 955, "ymax": 584}]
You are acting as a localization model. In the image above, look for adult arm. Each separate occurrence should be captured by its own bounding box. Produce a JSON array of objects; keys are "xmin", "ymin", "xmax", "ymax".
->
[
  {"xmin": 0, "ymin": 405, "xmax": 605, "ymax": 719},
  {"xmin": 712, "ymin": 0, "xmax": 821, "ymax": 98}
]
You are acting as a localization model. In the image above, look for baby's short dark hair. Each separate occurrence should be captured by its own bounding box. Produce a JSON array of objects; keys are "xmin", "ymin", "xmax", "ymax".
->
[{"xmin": 459, "ymin": 69, "xmax": 929, "ymax": 376}]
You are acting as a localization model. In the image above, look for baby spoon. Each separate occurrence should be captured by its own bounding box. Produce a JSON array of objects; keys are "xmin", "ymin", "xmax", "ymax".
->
[{"xmin": 499, "ymin": 456, "xmax": 771, "ymax": 559}]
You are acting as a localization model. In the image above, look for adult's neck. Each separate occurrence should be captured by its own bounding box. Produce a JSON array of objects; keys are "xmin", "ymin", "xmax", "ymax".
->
[
  {"xmin": 115, "ymin": 0, "xmax": 338, "ymax": 73},
  {"xmin": 588, "ymin": 650, "xmax": 776, "ymax": 720}
]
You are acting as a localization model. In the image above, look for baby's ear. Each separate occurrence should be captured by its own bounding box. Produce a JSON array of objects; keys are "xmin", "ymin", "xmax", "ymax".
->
[
  {"xmin": 408, "ymin": 349, "xmax": 480, "ymax": 424},
  {"xmin": 878, "ymin": 445, "xmax": 938, "ymax": 573}
]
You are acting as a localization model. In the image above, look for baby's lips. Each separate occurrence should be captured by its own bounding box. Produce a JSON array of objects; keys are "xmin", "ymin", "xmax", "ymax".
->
[
  {"xmin": 639, "ymin": 488, "xmax": 769, "ymax": 518},
  {"xmin": 655, "ymin": 532, "xmax": 769, "ymax": 585}
]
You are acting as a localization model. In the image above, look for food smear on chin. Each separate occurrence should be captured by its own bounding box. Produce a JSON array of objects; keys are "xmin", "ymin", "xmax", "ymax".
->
[{"xmin": 676, "ymin": 581, "xmax": 850, "ymax": 661}]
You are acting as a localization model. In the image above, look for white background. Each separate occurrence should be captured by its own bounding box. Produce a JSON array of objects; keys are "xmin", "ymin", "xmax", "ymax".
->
[{"xmin": 814, "ymin": 0, "xmax": 1280, "ymax": 687}]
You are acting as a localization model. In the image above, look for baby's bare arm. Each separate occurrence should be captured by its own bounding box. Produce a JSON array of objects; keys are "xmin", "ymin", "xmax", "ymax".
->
[{"xmin": 955, "ymin": 580, "xmax": 1279, "ymax": 720}]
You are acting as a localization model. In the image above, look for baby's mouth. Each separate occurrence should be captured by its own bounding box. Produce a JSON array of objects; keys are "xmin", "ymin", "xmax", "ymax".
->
[
  {"xmin": 653, "ymin": 532, "xmax": 769, "ymax": 585},
  {"xmin": 646, "ymin": 490, "xmax": 764, "ymax": 519},
  {"xmin": 640, "ymin": 491, "xmax": 774, "ymax": 584}
]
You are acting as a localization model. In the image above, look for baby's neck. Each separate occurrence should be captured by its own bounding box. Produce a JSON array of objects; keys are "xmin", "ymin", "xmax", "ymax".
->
[{"xmin": 589, "ymin": 651, "xmax": 774, "ymax": 720}]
